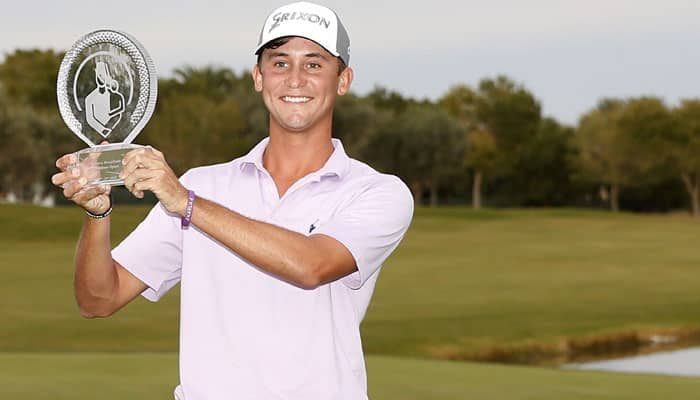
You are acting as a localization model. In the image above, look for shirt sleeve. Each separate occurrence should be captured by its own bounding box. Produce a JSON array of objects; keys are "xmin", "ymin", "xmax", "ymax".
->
[
  {"xmin": 112, "ymin": 201, "xmax": 183, "ymax": 302},
  {"xmin": 313, "ymin": 175, "xmax": 414, "ymax": 290}
]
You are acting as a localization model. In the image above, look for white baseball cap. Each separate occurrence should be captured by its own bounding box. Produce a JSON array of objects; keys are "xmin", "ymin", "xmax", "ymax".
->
[{"xmin": 255, "ymin": 1, "xmax": 350, "ymax": 66}]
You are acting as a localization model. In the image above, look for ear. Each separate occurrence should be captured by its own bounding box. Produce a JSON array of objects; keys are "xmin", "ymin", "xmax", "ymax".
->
[
  {"xmin": 252, "ymin": 64, "xmax": 263, "ymax": 93},
  {"xmin": 337, "ymin": 67, "xmax": 354, "ymax": 96}
]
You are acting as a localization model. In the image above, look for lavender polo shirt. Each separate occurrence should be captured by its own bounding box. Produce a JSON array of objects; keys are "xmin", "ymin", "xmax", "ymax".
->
[{"xmin": 112, "ymin": 138, "xmax": 414, "ymax": 400}]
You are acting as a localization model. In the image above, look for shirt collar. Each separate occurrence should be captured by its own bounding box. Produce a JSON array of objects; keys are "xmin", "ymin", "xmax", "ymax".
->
[
  {"xmin": 237, "ymin": 137, "xmax": 350, "ymax": 180},
  {"xmin": 236, "ymin": 137, "xmax": 269, "ymax": 172}
]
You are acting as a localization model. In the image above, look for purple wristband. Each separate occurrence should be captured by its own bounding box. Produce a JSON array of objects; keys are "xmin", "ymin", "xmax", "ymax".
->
[{"xmin": 181, "ymin": 190, "xmax": 195, "ymax": 229}]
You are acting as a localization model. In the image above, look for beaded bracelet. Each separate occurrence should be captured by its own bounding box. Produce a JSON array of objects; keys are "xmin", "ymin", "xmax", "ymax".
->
[{"xmin": 181, "ymin": 190, "xmax": 195, "ymax": 229}]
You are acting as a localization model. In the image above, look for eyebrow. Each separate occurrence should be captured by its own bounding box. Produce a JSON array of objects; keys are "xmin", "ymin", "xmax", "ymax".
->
[
  {"xmin": 305, "ymin": 52, "xmax": 327, "ymax": 60},
  {"xmin": 267, "ymin": 51, "xmax": 288, "ymax": 58},
  {"xmin": 266, "ymin": 51, "xmax": 328, "ymax": 60}
]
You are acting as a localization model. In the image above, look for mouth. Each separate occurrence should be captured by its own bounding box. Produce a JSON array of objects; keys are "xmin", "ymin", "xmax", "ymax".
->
[{"xmin": 281, "ymin": 96, "xmax": 312, "ymax": 104}]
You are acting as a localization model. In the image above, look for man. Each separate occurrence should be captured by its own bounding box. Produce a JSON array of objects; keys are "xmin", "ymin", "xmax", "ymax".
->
[{"xmin": 52, "ymin": 2, "xmax": 413, "ymax": 399}]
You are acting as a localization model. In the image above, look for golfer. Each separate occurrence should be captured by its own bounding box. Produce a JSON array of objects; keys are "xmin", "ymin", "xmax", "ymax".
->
[{"xmin": 52, "ymin": 2, "xmax": 413, "ymax": 399}]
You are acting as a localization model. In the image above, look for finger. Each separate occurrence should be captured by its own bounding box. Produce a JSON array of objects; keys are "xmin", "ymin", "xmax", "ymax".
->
[
  {"xmin": 125, "ymin": 177, "xmax": 147, "ymax": 199},
  {"xmin": 62, "ymin": 179, "xmax": 78, "ymax": 198},
  {"xmin": 72, "ymin": 183, "xmax": 108, "ymax": 203},
  {"xmin": 87, "ymin": 151, "xmax": 101, "ymax": 162},
  {"xmin": 122, "ymin": 147, "xmax": 151, "ymax": 166},
  {"xmin": 63, "ymin": 177, "xmax": 89, "ymax": 198},
  {"xmin": 147, "ymin": 146, "xmax": 164, "ymax": 158},
  {"xmin": 123, "ymin": 146, "xmax": 164, "ymax": 167},
  {"xmin": 125, "ymin": 170, "xmax": 166, "ymax": 200},
  {"xmin": 55, "ymin": 153, "xmax": 77, "ymax": 171},
  {"xmin": 122, "ymin": 168, "xmax": 156, "ymax": 192},
  {"xmin": 120, "ymin": 155, "xmax": 144, "ymax": 179},
  {"xmin": 73, "ymin": 185, "xmax": 110, "ymax": 211},
  {"xmin": 132, "ymin": 178, "xmax": 158, "ymax": 199},
  {"xmin": 121, "ymin": 153, "xmax": 164, "ymax": 180},
  {"xmin": 51, "ymin": 168, "xmax": 80, "ymax": 187}
]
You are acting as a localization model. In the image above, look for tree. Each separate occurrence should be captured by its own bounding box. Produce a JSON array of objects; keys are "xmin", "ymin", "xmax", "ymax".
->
[
  {"xmin": 0, "ymin": 49, "xmax": 64, "ymax": 110},
  {"xmin": 669, "ymin": 100, "xmax": 700, "ymax": 217},
  {"xmin": 574, "ymin": 98, "xmax": 666, "ymax": 212},
  {"xmin": 0, "ymin": 96, "xmax": 69, "ymax": 201},
  {"xmin": 140, "ymin": 66, "xmax": 265, "ymax": 174},
  {"xmin": 440, "ymin": 78, "xmax": 542, "ymax": 208},
  {"xmin": 366, "ymin": 86, "xmax": 411, "ymax": 115},
  {"xmin": 0, "ymin": 50, "xmax": 73, "ymax": 202},
  {"xmin": 332, "ymin": 93, "xmax": 379, "ymax": 155},
  {"xmin": 142, "ymin": 93, "xmax": 249, "ymax": 175},
  {"xmin": 439, "ymin": 84, "xmax": 477, "ymax": 123},
  {"xmin": 361, "ymin": 105, "xmax": 465, "ymax": 206},
  {"xmin": 575, "ymin": 99, "xmax": 625, "ymax": 211},
  {"xmin": 618, "ymin": 96, "xmax": 676, "ymax": 204},
  {"xmin": 464, "ymin": 127, "xmax": 497, "ymax": 209},
  {"xmin": 515, "ymin": 118, "xmax": 578, "ymax": 206},
  {"xmin": 474, "ymin": 76, "xmax": 542, "ymax": 154},
  {"xmin": 164, "ymin": 66, "xmax": 268, "ymax": 141},
  {"xmin": 440, "ymin": 85, "xmax": 493, "ymax": 209}
]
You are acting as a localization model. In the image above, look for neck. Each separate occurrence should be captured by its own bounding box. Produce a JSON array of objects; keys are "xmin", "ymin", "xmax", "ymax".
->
[{"xmin": 263, "ymin": 123, "xmax": 335, "ymax": 190}]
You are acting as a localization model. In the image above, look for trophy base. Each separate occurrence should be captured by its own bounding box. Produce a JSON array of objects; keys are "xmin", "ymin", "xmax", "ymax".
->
[{"xmin": 71, "ymin": 143, "xmax": 144, "ymax": 187}]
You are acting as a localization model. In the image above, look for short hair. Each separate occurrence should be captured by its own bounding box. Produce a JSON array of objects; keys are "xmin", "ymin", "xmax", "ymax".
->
[{"xmin": 256, "ymin": 36, "xmax": 347, "ymax": 75}]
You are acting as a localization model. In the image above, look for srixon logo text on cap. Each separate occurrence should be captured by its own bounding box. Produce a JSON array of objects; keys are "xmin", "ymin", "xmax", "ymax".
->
[{"xmin": 269, "ymin": 11, "xmax": 331, "ymax": 32}]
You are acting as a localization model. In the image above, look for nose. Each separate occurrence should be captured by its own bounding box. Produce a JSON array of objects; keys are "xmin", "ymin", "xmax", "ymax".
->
[{"xmin": 285, "ymin": 65, "xmax": 306, "ymax": 89}]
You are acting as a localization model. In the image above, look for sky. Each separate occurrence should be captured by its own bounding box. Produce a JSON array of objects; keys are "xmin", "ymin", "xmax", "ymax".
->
[{"xmin": 1, "ymin": 0, "xmax": 699, "ymax": 125}]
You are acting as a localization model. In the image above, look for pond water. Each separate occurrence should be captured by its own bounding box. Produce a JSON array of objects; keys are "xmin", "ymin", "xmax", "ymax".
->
[{"xmin": 564, "ymin": 347, "xmax": 700, "ymax": 377}]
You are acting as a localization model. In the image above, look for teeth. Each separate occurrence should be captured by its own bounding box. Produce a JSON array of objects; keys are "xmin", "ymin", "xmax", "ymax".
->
[{"xmin": 282, "ymin": 96, "xmax": 311, "ymax": 103}]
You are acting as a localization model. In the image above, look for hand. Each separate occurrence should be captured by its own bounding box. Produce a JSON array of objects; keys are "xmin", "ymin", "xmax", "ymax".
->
[
  {"xmin": 120, "ymin": 146, "xmax": 188, "ymax": 215},
  {"xmin": 51, "ymin": 153, "xmax": 112, "ymax": 215}
]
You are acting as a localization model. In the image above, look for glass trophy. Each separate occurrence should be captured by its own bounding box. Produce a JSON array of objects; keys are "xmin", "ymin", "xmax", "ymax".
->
[{"xmin": 57, "ymin": 30, "xmax": 157, "ymax": 186}]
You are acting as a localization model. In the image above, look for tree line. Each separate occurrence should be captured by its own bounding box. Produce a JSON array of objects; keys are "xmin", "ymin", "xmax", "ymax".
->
[{"xmin": 1, "ymin": 49, "xmax": 699, "ymax": 216}]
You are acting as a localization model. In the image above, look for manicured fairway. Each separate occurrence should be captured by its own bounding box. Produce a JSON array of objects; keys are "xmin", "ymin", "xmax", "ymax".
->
[
  {"xmin": 4, "ymin": 204, "xmax": 699, "ymax": 358},
  {"xmin": 2, "ymin": 203, "xmax": 700, "ymax": 397},
  {"xmin": 364, "ymin": 208, "xmax": 700, "ymax": 360},
  {"xmin": 1, "ymin": 352, "xmax": 700, "ymax": 399}
]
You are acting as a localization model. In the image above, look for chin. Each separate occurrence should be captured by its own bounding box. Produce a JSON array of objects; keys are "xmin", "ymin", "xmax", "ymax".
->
[
  {"xmin": 280, "ymin": 117, "xmax": 313, "ymax": 131},
  {"xmin": 283, "ymin": 124, "xmax": 313, "ymax": 133}
]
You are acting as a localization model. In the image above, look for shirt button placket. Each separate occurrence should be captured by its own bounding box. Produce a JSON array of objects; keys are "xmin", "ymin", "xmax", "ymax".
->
[{"xmin": 260, "ymin": 170, "xmax": 280, "ymax": 221}]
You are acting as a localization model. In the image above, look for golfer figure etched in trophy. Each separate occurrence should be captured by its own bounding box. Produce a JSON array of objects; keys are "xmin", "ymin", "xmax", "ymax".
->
[{"xmin": 57, "ymin": 30, "xmax": 157, "ymax": 186}]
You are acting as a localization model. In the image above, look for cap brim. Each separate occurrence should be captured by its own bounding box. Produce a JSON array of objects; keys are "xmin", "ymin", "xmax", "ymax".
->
[{"xmin": 254, "ymin": 35, "xmax": 340, "ymax": 59}]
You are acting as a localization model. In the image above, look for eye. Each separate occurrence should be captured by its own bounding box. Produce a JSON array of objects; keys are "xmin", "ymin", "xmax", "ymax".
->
[
  {"xmin": 307, "ymin": 62, "xmax": 321, "ymax": 70},
  {"xmin": 273, "ymin": 61, "xmax": 288, "ymax": 68}
]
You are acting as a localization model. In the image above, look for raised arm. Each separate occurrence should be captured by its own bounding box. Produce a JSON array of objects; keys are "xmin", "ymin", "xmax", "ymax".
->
[
  {"xmin": 52, "ymin": 153, "xmax": 147, "ymax": 317},
  {"xmin": 186, "ymin": 196, "xmax": 357, "ymax": 289},
  {"xmin": 119, "ymin": 147, "xmax": 357, "ymax": 289}
]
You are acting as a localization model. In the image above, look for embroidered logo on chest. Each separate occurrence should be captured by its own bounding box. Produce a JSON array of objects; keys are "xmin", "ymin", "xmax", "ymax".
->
[{"xmin": 308, "ymin": 219, "xmax": 320, "ymax": 234}]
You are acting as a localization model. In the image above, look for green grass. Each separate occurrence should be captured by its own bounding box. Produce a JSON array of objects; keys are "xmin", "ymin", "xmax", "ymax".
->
[
  {"xmin": 363, "ymin": 207, "xmax": 700, "ymax": 360},
  {"xmin": 0, "ymin": 204, "xmax": 179, "ymax": 352},
  {"xmin": 1, "ymin": 352, "xmax": 700, "ymax": 399},
  {"xmin": 0, "ymin": 353, "xmax": 177, "ymax": 399},
  {"xmin": 2, "ymin": 203, "xmax": 700, "ymax": 398},
  {"xmin": 2, "ymin": 204, "xmax": 700, "ymax": 356}
]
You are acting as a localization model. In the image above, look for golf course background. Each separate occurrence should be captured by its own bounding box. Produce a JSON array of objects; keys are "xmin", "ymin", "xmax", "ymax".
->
[{"xmin": 2, "ymin": 201, "xmax": 700, "ymax": 398}]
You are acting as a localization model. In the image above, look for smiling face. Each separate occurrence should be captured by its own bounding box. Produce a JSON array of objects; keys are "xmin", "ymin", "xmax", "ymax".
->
[{"xmin": 253, "ymin": 37, "xmax": 353, "ymax": 136}]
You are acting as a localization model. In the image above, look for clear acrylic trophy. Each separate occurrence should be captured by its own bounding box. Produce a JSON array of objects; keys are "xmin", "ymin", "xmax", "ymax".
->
[{"xmin": 57, "ymin": 30, "xmax": 157, "ymax": 186}]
